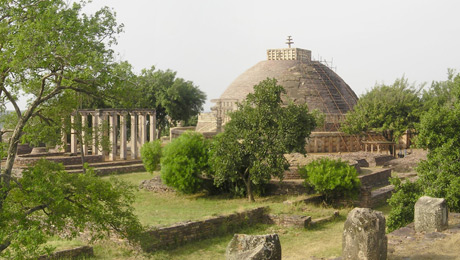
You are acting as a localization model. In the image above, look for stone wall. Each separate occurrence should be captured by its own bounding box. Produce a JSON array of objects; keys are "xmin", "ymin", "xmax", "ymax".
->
[
  {"xmin": 14, "ymin": 154, "xmax": 104, "ymax": 166},
  {"xmin": 141, "ymin": 207, "xmax": 268, "ymax": 252},
  {"xmin": 358, "ymin": 168, "xmax": 391, "ymax": 187},
  {"xmin": 38, "ymin": 246, "xmax": 94, "ymax": 260},
  {"xmin": 169, "ymin": 126, "xmax": 196, "ymax": 140}
]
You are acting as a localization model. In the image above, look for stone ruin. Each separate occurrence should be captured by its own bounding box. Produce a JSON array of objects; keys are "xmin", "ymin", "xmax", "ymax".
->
[
  {"xmin": 414, "ymin": 196, "xmax": 448, "ymax": 233},
  {"xmin": 226, "ymin": 234, "xmax": 281, "ymax": 260},
  {"xmin": 68, "ymin": 109, "xmax": 156, "ymax": 160},
  {"xmin": 342, "ymin": 208, "xmax": 387, "ymax": 260}
]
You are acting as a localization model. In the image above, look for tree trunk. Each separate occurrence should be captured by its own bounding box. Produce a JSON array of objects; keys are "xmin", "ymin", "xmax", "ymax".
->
[{"xmin": 244, "ymin": 177, "xmax": 255, "ymax": 202}]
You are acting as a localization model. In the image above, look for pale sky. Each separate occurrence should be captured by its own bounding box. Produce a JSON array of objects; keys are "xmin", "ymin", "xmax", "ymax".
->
[{"xmin": 18, "ymin": 0, "xmax": 460, "ymax": 111}]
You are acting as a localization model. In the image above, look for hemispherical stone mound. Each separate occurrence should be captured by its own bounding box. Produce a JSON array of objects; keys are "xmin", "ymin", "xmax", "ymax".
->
[{"xmin": 219, "ymin": 60, "xmax": 358, "ymax": 115}]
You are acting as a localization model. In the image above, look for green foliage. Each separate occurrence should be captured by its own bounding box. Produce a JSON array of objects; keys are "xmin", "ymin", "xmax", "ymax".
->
[
  {"xmin": 140, "ymin": 140, "xmax": 162, "ymax": 173},
  {"xmin": 299, "ymin": 158, "xmax": 361, "ymax": 201},
  {"xmin": 209, "ymin": 78, "xmax": 316, "ymax": 201},
  {"xmin": 161, "ymin": 132, "xmax": 210, "ymax": 194},
  {"xmin": 0, "ymin": 160, "xmax": 143, "ymax": 259},
  {"xmin": 342, "ymin": 77, "xmax": 424, "ymax": 141},
  {"xmin": 134, "ymin": 67, "xmax": 206, "ymax": 138},
  {"xmin": 416, "ymin": 72, "xmax": 460, "ymax": 150},
  {"xmin": 387, "ymin": 71, "xmax": 460, "ymax": 231},
  {"xmin": 386, "ymin": 178, "xmax": 423, "ymax": 232},
  {"xmin": 0, "ymin": 0, "xmax": 144, "ymax": 256}
]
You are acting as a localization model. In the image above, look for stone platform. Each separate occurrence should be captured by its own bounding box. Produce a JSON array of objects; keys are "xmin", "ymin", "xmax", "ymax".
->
[{"xmin": 12, "ymin": 152, "xmax": 145, "ymax": 176}]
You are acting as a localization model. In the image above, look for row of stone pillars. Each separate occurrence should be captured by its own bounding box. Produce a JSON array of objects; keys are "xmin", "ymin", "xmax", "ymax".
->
[{"xmin": 69, "ymin": 109, "xmax": 156, "ymax": 161}]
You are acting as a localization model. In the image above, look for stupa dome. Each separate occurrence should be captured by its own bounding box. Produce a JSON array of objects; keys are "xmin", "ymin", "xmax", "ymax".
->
[
  {"xmin": 196, "ymin": 44, "xmax": 359, "ymax": 133},
  {"xmin": 219, "ymin": 48, "xmax": 358, "ymax": 115}
]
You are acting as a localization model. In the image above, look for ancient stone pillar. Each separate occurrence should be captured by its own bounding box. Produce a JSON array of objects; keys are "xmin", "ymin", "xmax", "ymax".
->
[
  {"xmin": 70, "ymin": 113, "xmax": 78, "ymax": 154},
  {"xmin": 342, "ymin": 208, "xmax": 387, "ymax": 260},
  {"xmin": 149, "ymin": 111, "xmax": 156, "ymax": 141},
  {"xmin": 81, "ymin": 112, "xmax": 88, "ymax": 156},
  {"xmin": 60, "ymin": 118, "xmax": 67, "ymax": 153},
  {"xmin": 414, "ymin": 196, "xmax": 448, "ymax": 233},
  {"xmin": 98, "ymin": 111, "xmax": 108, "ymax": 157},
  {"xmin": 92, "ymin": 112, "xmax": 98, "ymax": 155},
  {"xmin": 130, "ymin": 112, "xmax": 138, "ymax": 159},
  {"xmin": 139, "ymin": 112, "xmax": 147, "ymax": 154},
  {"xmin": 109, "ymin": 112, "xmax": 118, "ymax": 161},
  {"xmin": 119, "ymin": 112, "xmax": 128, "ymax": 160}
]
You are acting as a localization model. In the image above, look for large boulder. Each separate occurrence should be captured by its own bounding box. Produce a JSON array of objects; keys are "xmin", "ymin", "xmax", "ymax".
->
[
  {"xmin": 226, "ymin": 233, "xmax": 281, "ymax": 260},
  {"xmin": 342, "ymin": 208, "xmax": 387, "ymax": 260},
  {"xmin": 414, "ymin": 196, "xmax": 448, "ymax": 233}
]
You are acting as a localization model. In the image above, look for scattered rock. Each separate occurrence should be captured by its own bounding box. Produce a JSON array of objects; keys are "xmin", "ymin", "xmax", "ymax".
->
[
  {"xmin": 414, "ymin": 196, "xmax": 448, "ymax": 233},
  {"xmin": 139, "ymin": 176, "xmax": 174, "ymax": 193},
  {"xmin": 342, "ymin": 208, "xmax": 387, "ymax": 260},
  {"xmin": 226, "ymin": 233, "xmax": 281, "ymax": 260}
]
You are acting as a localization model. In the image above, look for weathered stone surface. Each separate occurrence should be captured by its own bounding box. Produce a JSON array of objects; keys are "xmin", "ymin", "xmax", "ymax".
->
[
  {"xmin": 265, "ymin": 214, "xmax": 311, "ymax": 228},
  {"xmin": 226, "ymin": 233, "xmax": 281, "ymax": 260},
  {"xmin": 342, "ymin": 208, "xmax": 387, "ymax": 260},
  {"xmin": 141, "ymin": 207, "xmax": 268, "ymax": 252},
  {"xmin": 414, "ymin": 196, "xmax": 448, "ymax": 233}
]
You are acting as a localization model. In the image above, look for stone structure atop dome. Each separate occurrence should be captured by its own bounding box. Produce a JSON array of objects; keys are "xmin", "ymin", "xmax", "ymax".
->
[
  {"xmin": 266, "ymin": 48, "xmax": 311, "ymax": 62},
  {"xmin": 196, "ymin": 41, "xmax": 359, "ymax": 135}
]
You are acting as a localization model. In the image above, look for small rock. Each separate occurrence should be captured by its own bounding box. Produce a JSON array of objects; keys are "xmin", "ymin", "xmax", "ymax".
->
[{"xmin": 226, "ymin": 233, "xmax": 281, "ymax": 260}]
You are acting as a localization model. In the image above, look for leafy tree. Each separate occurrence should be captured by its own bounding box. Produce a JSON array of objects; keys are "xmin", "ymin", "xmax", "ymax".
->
[
  {"xmin": 299, "ymin": 158, "xmax": 361, "ymax": 202},
  {"xmin": 161, "ymin": 131, "xmax": 210, "ymax": 194},
  {"xmin": 342, "ymin": 77, "xmax": 424, "ymax": 141},
  {"xmin": 1, "ymin": 160, "xmax": 143, "ymax": 259},
  {"xmin": 136, "ymin": 67, "xmax": 206, "ymax": 138},
  {"xmin": 416, "ymin": 71, "xmax": 460, "ymax": 150},
  {"xmin": 387, "ymin": 71, "xmax": 460, "ymax": 231},
  {"xmin": 209, "ymin": 78, "xmax": 316, "ymax": 201},
  {"xmin": 0, "ymin": 0, "xmax": 143, "ymax": 256},
  {"xmin": 140, "ymin": 140, "xmax": 162, "ymax": 173}
]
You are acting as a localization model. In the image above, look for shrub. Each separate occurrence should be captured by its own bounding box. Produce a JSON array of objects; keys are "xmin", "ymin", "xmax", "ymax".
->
[
  {"xmin": 299, "ymin": 158, "xmax": 361, "ymax": 202},
  {"xmin": 386, "ymin": 177, "xmax": 423, "ymax": 232},
  {"xmin": 161, "ymin": 131, "xmax": 210, "ymax": 194},
  {"xmin": 140, "ymin": 140, "xmax": 162, "ymax": 173}
]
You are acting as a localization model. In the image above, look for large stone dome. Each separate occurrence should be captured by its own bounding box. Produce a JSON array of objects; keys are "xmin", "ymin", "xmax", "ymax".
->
[
  {"xmin": 220, "ymin": 52, "xmax": 358, "ymax": 115},
  {"xmin": 196, "ymin": 47, "xmax": 359, "ymax": 133}
]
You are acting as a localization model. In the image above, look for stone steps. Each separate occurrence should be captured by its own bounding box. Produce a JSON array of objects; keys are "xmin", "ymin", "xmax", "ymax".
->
[
  {"xmin": 64, "ymin": 159, "xmax": 143, "ymax": 170},
  {"xmin": 67, "ymin": 163, "xmax": 145, "ymax": 176},
  {"xmin": 359, "ymin": 184, "xmax": 395, "ymax": 208}
]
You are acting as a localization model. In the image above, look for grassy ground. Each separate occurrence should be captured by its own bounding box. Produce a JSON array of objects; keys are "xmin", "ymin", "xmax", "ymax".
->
[{"xmin": 48, "ymin": 171, "xmax": 360, "ymax": 259}]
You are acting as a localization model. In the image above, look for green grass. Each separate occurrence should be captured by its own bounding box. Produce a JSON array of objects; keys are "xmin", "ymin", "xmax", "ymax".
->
[
  {"xmin": 103, "ymin": 172, "xmax": 337, "ymax": 227},
  {"xmin": 50, "ymin": 171, "xmax": 354, "ymax": 259}
]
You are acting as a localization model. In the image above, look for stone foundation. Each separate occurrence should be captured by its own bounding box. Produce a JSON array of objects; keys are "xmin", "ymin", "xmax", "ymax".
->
[{"xmin": 141, "ymin": 207, "xmax": 268, "ymax": 252}]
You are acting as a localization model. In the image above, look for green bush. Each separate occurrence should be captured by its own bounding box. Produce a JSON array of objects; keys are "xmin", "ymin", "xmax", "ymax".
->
[
  {"xmin": 140, "ymin": 140, "xmax": 162, "ymax": 173},
  {"xmin": 161, "ymin": 131, "xmax": 210, "ymax": 194},
  {"xmin": 387, "ymin": 177, "xmax": 423, "ymax": 232},
  {"xmin": 299, "ymin": 158, "xmax": 361, "ymax": 202}
]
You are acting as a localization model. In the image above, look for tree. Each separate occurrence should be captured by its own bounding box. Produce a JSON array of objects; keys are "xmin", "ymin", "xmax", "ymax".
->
[
  {"xmin": 136, "ymin": 67, "xmax": 206, "ymax": 138},
  {"xmin": 161, "ymin": 131, "xmax": 210, "ymax": 194},
  {"xmin": 0, "ymin": 0, "xmax": 143, "ymax": 257},
  {"xmin": 342, "ymin": 77, "xmax": 424, "ymax": 142},
  {"xmin": 210, "ymin": 78, "xmax": 317, "ymax": 201},
  {"xmin": 387, "ymin": 71, "xmax": 460, "ymax": 231}
]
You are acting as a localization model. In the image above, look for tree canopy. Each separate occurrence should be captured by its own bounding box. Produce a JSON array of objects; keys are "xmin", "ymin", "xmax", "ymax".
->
[
  {"xmin": 0, "ymin": 0, "xmax": 143, "ymax": 257},
  {"xmin": 210, "ymin": 78, "xmax": 316, "ymax": 201},
  {"xmin": 387, "ymin": 71, "xmax": 460, "ymax": 231},
  {"xmin": 135, "ymin": 67, "xmax": 206, "ymax": 137},
  {"xmin": 341, "ymin": 77, "xmax": 424, "ymax": 141}
]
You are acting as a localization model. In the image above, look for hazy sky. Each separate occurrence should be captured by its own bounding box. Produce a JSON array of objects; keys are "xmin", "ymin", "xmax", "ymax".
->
[{"xmin": 77, "ymin": 1, "xmax": 458, "ymax": 111}]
